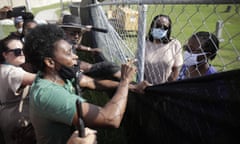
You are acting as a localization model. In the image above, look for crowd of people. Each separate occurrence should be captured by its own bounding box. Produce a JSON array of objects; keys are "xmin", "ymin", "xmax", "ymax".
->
[
  {"xmin": 0, "ymin": 5, "xmax": 220, "ymax": 144},
  {"xmin": 0, "ymin": 5, "xmax": 149, "ymax": 144}
]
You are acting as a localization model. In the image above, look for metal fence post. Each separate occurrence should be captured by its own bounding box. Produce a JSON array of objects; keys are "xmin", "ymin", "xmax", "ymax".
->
[
  {"xmin": 136, "ymin": 4, "xmax": 147, "ymax": 83},
  {"xmin": 216, "ymin": 20, "xmax": 224, "ymax": 42}
]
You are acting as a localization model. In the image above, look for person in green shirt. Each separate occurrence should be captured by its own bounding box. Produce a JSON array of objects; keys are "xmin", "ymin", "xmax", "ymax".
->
[{"xmin": 24, "ymin": 24, "xmax": 147, "ymax": 144}]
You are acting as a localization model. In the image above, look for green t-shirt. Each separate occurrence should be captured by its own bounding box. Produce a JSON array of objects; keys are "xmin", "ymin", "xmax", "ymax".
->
[{"xmin": 29, "ymin": 74, "xmax": 85, "ymax": 144}]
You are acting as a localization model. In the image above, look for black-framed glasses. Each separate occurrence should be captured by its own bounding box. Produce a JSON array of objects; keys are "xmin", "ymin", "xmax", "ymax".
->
[{"xmin": 6, "ymin": 48, "xmax": 23, "ymax": 57}]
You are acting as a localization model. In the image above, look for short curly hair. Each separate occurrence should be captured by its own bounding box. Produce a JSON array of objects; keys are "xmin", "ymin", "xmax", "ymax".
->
[{"xmin": 24, "ymin": 24, "xmax": 65, "ymax": 72}]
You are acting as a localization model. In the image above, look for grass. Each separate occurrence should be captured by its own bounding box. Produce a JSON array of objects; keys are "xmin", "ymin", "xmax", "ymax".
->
[
  {"xmin": 151, "ymin": 4, "xmax": 240, "ymax": 70},
  {"xmin": 123, "ymin": 4, "xmax": 240, "ymax": 71},
  {"xmin": 1, "ymin": 25, "xmax": 15, "ymax": 39}
]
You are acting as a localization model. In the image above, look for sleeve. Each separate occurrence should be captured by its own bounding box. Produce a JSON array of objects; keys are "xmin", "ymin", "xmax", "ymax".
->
[
  {"xmin": 44, "ymin": 88, "xmax": 84, "ymax": 125},
  {"xmin": 173, "ymin": 39, "xmax": 183, "ymax": 67},
  {"xmin": 7, "ymin": 66, "xmax": 26, "ymax": 94},
  {"xmin": 38, "ymin": 85, "xmax": 85, "ymax": 126}
]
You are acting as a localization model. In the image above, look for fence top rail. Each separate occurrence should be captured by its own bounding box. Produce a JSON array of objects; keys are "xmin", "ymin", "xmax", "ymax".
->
[{"xmin": 87, "ymin": 0, "xmax": 240, "ymax": 6}]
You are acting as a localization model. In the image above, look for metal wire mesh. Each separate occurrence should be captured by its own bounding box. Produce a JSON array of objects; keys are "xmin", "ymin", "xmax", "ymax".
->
[{"xmin": 86, "ymin": 0, "xmax": 240, "ymax": 83}]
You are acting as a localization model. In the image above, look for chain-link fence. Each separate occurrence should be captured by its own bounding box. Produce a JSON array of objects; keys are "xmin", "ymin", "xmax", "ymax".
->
[{"xmin": 81, "ymin": 0, "xmax": 240, "ymax": 83}]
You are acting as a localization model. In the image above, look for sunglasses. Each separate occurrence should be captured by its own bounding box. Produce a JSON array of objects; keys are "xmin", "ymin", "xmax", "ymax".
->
[{"xmin": 6, "ymin": 48, "xmax": 23, "ymax": 57}]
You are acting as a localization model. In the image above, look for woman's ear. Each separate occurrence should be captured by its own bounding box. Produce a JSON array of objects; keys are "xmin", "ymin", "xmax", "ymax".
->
[
  {"xmin": 2, "ymin": 51, "xmax": 10, "ymax": 63},
  {"xmin": 2, "ymin": 52, "xmax": 7, "ymax": 59},
  {"xmin": 44, "ymin": 57, "xmax": 55, "ymax": 68}
]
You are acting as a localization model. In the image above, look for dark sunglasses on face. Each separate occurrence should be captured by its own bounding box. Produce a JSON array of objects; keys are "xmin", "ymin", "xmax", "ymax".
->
[{"xmin": 6, "ymin": 48, "xmax": 23, "ymax": 57}]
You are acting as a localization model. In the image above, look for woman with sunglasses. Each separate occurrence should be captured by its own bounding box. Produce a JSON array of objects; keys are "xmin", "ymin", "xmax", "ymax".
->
[
  {"xmin": 0, "ymin": 36, "xmax": 36, "ymax": 143},
  {"xmin": 178, "ymin": 31, "xmax": 219, "ymax": 79},
  {"xmin": 144, "ymin": 14, "xmax": 183, "ymax": 85}
]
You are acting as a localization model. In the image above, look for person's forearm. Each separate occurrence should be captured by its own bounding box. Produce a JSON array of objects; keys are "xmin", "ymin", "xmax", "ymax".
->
[
  {"xmin": 99, "ymin": 79, "xmax": 129, "ymax": 128},
  {"xmin": 82, "ymin": 78, "xmax": 135, "ymax": 91},
  {"xmin": 168, "ymin": 66, "xmax": 180, "ymax": 81},
  {"xmin": 77, "ymin": 44, "xmax": 91, "ymax": 52},
  {"xmin": 79, "ymin": 76, "xmax": 119, "ymax": 90},
  {"xmin": 79, "ymin": 79, "xmax": 130, "ymax": 128},
  {"xmin": 93, "ymin": 79, "xmax": 119, "ymax": 90}
]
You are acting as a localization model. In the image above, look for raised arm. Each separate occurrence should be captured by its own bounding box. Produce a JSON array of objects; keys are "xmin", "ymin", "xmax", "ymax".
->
[
  {"xmin": 76, "ymin": 44, "xmax": 102, "ymax": 54},
  {"xmin": 73, "ymin": 62, "xmax": 136, "ymax": 128},
  {"xmin": 79, "ymin": 74, "xmax": 118, "ymax": 90}
]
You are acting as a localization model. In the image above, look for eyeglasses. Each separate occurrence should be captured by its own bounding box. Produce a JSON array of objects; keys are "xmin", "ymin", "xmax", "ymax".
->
[{"xmin": 6, "ymin": 48, "xmax": 23, "ymax": 57}]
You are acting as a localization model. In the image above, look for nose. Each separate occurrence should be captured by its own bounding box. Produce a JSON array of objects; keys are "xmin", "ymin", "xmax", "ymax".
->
[
  {"xmin": 74, "ymin": 33, "xmax": 79, "ymax": 39},
  {"xmin": 20, "ymin": 50, "xmax": 24, "ymax": 56}
]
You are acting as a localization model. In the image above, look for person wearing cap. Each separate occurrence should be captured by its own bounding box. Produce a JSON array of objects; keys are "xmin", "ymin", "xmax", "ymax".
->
[
  {"xmin": 59, "ymin": 15, "xmax": 122, "ymax": 80},
  {"xmin": 59, "ymin": 15, "xmax": 102, "ymax": 54},
  {"xmin": 7, "ymin": 16, "xmax": 24, "ymax": 40}
]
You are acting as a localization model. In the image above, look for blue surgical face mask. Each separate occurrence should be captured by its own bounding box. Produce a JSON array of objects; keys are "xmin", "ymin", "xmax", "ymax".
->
[{"xmin": 151, "ymin": 28, "xmax": 168, "ymax": 39}]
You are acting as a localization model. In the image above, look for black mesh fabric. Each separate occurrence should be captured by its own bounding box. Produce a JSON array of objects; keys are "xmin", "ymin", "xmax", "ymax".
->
[{"xmin": 124, "ymin": 69, "xmax": 240, "ymax": 144}]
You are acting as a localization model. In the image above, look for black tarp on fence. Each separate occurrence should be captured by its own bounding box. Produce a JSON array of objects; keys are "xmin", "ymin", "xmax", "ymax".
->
[{"xmin": 124, "ymin": 69, "xmax": 240, "ymax": 144}]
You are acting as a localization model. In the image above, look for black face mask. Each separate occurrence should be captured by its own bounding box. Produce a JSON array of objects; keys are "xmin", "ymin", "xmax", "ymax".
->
[
  {"xmin": 58, "ymin": 65, "xmax": 76, "ymax": 81},
  {"xmin": 53, "ymin": 57, "xmax": 80, "ymax": 81}
]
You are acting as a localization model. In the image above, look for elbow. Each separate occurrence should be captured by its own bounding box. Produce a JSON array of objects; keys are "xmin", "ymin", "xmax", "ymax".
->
[
  {"xmin": 86, "ymin": 120, "xmax": 121, "ymax": 129},
  {"xmin": 104, "ymin": 112, "xmax": 124, "ymax": 128},
  {"xmin": 101, "ymin": 115, "xmax": 123, "ymax": 128},
  {"xmin": 112, "ymin": 124, "xmax": 120, "ymax": 128},
  {"xmin": 106, "ymin": 120, "xmax": 121, "ymax": 128}
]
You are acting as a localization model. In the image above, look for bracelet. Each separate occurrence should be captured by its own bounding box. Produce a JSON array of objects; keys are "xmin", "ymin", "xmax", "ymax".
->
[{"xmin": 87, "ymin": 47, "xmax": 91, "ymax": 51}]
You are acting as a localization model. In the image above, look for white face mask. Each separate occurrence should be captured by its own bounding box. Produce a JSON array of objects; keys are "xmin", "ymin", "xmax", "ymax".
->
[
  {"xmin": 183, "ymin": 51, "xmax": 207, "ymax": 66},
  {"xmin": 17, "ymin": 28, "xmax": 23, "ymax": 34},
  {"xmin": 151, "ymin": 28, "xmax": 168, "ymax": 39}
]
